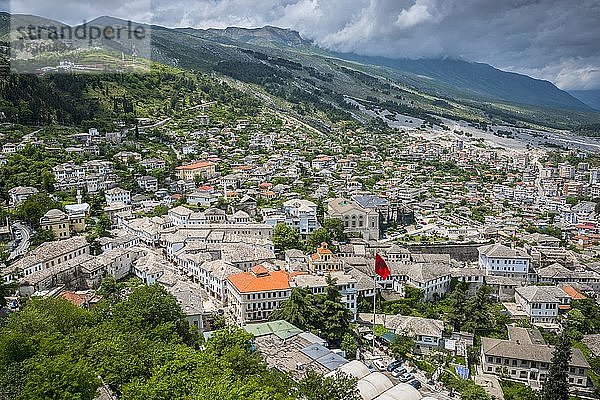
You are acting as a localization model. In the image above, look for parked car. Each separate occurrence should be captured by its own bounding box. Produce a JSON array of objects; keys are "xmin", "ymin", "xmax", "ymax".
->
[
  {"xmin": 386, "ymin": 359, "xmax": 403, "ymax": 372},
  {"xmin": 391, "ymin": 367, "xmax": 407, "ymax": 378},
  {"xmin": 408, "ymin": 380, "xmax": 422, "ymax": 389},
  {"xmin": 372, "ymin": 359, "xmax": 387, "ymax": 371},
  {"xmin": 398, "ymin": 373, "xmax": 414, "ymax": 383}
]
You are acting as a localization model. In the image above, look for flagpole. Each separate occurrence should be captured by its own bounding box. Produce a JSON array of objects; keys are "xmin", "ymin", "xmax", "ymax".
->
[{"xmin": 373, "ymin": 253, "xmax": 377, "ymax": 358}]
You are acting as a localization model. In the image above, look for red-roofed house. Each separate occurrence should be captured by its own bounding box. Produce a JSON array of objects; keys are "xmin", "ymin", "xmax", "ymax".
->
[
  {"xmin": 308, "ymin": 243, "xmax": 343, "ymax": 273},
  {"xmin": 176, "ymin": 161, "xmax": 216, "ymax": 181},
  {"xmin": 59, "ymin": 290, "xmax": 102, "ymax": 308},
  {"xmin": 227, "ymin": 265, "xmax": 291, "ymax": 323}
]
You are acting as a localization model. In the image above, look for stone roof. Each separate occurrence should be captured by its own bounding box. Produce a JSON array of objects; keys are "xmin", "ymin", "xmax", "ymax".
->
[
  {"xmin": 391, "ymin": 262, "xmax": 451, "ymax": 283},
  {"xmin": 482, "ymin": 326, "xmax": 589, "ymax": 368},
  {"xmin": 352, "ymin": 195, "xmax": 390, "ymax": 209},
  {"xmin": 515, "ymin": 285, "xmax": 569, "ymax": 303},
  {"xmin": 478, "ymin": 243, "xmax": 530, "ymax": 259},
  {"xmin": 359, "ymin": 313, "xmax": 444, "ymax": 339}
]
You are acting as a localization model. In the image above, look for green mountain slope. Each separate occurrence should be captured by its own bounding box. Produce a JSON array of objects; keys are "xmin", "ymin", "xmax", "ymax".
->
[{"xmin": 2, "ymin": 13, "xmax": 600, "ymax": 131}]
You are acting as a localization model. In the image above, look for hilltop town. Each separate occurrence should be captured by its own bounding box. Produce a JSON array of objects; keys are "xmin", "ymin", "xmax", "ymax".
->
[{"xmin": 1, "ymin": 79, "xmax": 600, "ymax": 400}]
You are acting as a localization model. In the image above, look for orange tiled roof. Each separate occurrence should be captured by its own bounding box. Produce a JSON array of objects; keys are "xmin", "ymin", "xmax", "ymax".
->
[
  {"xmin": 316, "ymin": 246, "xmax": 332, "ymax": 256},
  {"xmin": 59, "ymin": 291, "xmax": 90, "ymax": 307},
  {"xmin": 228, "ymin": 270, "xmax": 290, "ymax": 293},
  {"xmin": 562, "ymin": 285, "xmax": 587, "ymax": 300},
  {"xmin": 251, "ymin": 265, "xmax": 269, "ymax": 275},
  {"xmin": 176, "ymin": 161, "xmax": 214, "ymax": 170}
]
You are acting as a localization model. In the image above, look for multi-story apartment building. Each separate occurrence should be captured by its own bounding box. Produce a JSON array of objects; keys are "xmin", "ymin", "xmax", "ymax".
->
[
  {"xmin": 176, "ymin": 161, "xmax": 216, "ymax": 181},
  {"xmin": 137, "ymin": 176, "xmax": 159, "ymax": 192},
  {"xmin": 308, "ymin": 243, "xmax": 343, "ymax": 273},
  {"xmin": 140, "ymin": 157, "xmax": 166, "ymax": 170},
  {"xmin": 281, "ymin": 199, "xmax": 320, "ymax": 238},
  {"xmin": 1, "ymin": 236, "xmax": 90, "ymax": 283},
  {"xmin": 105, "ymin": 187, "xmax": 131, "ymax": 205}
]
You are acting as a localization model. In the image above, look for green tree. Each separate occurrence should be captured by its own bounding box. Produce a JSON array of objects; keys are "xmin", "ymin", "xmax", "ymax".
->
[
  {"xmin": 306, "ymin": 227, "xmax": 331, "ymax": 253},
  {"xmin": 93, "ymin": 213, "xmax": 112, "ymax": 238},
  {"xmin": 272, "ymin": 223, "xmax": 302, "ymax": 252},
  {"xmin": 111, "ymin": 284, "xmax": 197, "ymax": 345},
  {"xmin": 389, "ymin": 333, "xmax": 415, "ymax": 359},
  {"xmin": 540, "ymin": 330, "xmax": 572, "ymax": 400},
  {"xmin": 296, "ymin": 371, "xmax": 360, "ymax": 400},
  {"xmin": 502, "ymin": 380, "xmax": 540, "ymax": 400},
  {"xmin": 460, "ymin": 384, "xmax": 492, "ymax": 400},
  {"xmin": 464, "ymin": 284, "xmax": 494, "ymax": 332},
  {"xmin": 40, "ymin": 170, "xmax": 55, "ymax": 193},
  {"xmin": 19, "ymin": 355, "xmax": 100, "ymax": 400},
  {"xmin": 446, "ymin": 281, "xmax": 469, "ymax": 331},
  {"xmin": 270, "ymin": 287, "xmax": 315, "ymax": 330},
  {"xmin": 321, "ymin": 218, "xmax": 347, "ymax": 242},
  {"xmin": 0, "ymin": 281, "xmax": 14, "ymax": 308},
  {"xmin": 30, "ymin": 228, "xmax": 56, "ymax": 246},
  {"xmin": 314, "ymin": 276, "xmax": 353, "ymax": 345},
  {"xmin": 15, "ymin": 193, "xmax": 63, "ymax": 229},
  {"xmin": 341, "ymin": 333, "xmax": 358, "ymax": 360},
  {"xmin": 0, "ymin": 242, "xmax": 9, "ymax": 264},
  {"xmin": 271, "ymin": 277, "xmax": 352, "ymax": 347}
]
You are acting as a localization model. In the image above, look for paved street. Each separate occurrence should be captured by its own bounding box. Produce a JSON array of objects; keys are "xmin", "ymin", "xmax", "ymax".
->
[{"xmin": 7, "ymin": 222, "xmax": 31, "ymax": 261}]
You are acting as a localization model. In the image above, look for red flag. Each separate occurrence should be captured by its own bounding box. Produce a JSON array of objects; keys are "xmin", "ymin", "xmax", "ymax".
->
[{"xmin": 375, "ymin": 254, "xmax": 390, "ymax": 280}]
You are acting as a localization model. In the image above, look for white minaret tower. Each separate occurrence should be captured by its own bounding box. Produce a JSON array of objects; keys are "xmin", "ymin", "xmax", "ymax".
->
[{"xmin": 76, "ymin": 188, "xmax": 82, "ymax": 205}]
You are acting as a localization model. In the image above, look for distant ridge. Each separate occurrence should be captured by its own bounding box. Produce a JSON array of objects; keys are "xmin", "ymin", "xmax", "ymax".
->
[
  {"xmin": 203, "ymin": 26, "xmax": 308, "ymax": 46},
  {"xmin": 569, "ymin": 90, "xmax": 600, "ymax": 111},
  {"xmin": 332, "ymin": 53, "xmax": 591, "ymax": 112}
]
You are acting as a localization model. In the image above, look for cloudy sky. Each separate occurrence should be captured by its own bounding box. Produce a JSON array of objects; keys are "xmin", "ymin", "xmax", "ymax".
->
[{"xmin": 4, "ymin": 0, "xmax": 600, "ymax": 90}]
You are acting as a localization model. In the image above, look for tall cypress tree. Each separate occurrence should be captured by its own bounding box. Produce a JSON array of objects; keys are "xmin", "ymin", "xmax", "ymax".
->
[{"xmin": 541, "ymin": 330, "xmax": 572, "ymax": 400}]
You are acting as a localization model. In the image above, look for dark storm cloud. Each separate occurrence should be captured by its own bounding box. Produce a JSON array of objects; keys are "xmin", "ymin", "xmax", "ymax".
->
[{"xmin": 4, "ymin": 0, "xmax": 600, "ymax": 89}]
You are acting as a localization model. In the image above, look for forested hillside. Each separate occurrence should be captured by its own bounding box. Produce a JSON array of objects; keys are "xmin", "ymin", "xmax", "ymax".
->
[{"xmin": 0, "ymin": 64, "xmax": 262, "ymax": 132}]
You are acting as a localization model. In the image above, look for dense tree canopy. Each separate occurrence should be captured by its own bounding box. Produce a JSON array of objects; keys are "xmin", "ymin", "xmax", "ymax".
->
[
  {"xmin": 271, "ymin": 276, "xmax": 353, "ymax": 347},
  {"xmin": 273, "ymin": 223, "xmax": 302, "ymax": 252},
  {"xmin": 0, "ymin": 283, "xmax": 358, "ymax": 400}
]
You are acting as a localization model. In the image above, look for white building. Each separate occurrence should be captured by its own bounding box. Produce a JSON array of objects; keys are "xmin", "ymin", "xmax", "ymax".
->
[
  {"xmin": 105, "ymin": 187, "xmax": 131, "ymax": 205},
  {"xmin": 361, "ymin": 314, "xmax": 444, "ymax": 355},
  {"xmin": 482, "ymin": 326, "xmax": 589, "ymax": 388},
  {"xmin": 226, "ymin": 265, "xmax": 292, "ymax": 324},
  {"xmin": 281, "ymin": 199, "xmax": 320, "ymax": 238},
  {"xmin": 137, "ymin": 176, "xmax": 159, "ymax": 192},
  {"xmin": 478, "ymin": 243, "xmax": 531, "ymax": 282},
  {"xmin": 8, "ymin": 186, "xmax": 38, "ymax": 206},
  {"xmin": 327, "ymin": 198, "xmax": 379, "ymax": 240},
  {"xmin": 514, "ymin": 285, "xmax": 570, "ymax": 325}
]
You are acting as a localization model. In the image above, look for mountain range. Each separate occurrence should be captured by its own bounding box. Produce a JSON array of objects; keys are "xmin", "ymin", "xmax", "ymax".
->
[{"xmin": 2, "ymin": 13, "xmax": 600, "ymax": 130}]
